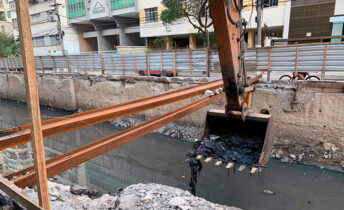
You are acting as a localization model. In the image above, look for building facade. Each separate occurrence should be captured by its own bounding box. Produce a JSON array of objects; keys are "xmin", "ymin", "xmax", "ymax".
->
[
  {"xmin": 139, "ymin": 0, "xmax": 215, "ymax": 49},
  {"xmin": 139, "ymin": 0, "xmax": 291, "ymax": 49},
  {"xmin": 66, "ymin": 0, "xmax": 143, "ymax": 52},
  {"xmin": 330, "ymin": 0, "xmax": 344, "ymax": 42},
  {"xmin": 242, "ymin": 0, "xmax": 291, "ymax": 47},
  {"xmin": 0, "ymin": 0, "xmax": 13, "ymax": 34},
  {"xmin": 9, "ymin": 0, "xmax": 80, "ymax": 56},
  {"xmin": 289, "ymin": 0, "xmax": 336, "ymax": 39}
]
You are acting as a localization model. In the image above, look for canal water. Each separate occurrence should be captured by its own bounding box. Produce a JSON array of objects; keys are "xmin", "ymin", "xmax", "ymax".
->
[{"xmin": 0, "ymin": 99, "xmax": 343, "ymax": 210}]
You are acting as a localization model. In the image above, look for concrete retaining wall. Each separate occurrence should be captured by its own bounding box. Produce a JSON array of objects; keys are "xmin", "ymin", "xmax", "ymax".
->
[{"xmin": 0, "ymin": 72, "xmax": 343, "ymax": 151}]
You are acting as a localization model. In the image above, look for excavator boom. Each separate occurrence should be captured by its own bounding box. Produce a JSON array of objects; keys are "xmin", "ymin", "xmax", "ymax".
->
[{"xmin": 197, "ymin": 0, "xmax": 275, "ymax": 168}]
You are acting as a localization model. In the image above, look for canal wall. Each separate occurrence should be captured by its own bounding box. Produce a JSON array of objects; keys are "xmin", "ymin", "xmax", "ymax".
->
[{"xmin": 0, "ymin": 72, "xmax": 343, "ymax": 152}]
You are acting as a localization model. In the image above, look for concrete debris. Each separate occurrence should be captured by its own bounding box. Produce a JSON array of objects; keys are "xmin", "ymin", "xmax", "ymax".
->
[
  {"xmin": 340, "ymin": 161, "xmax": 344, "ymax": 169},
  {"xmin": 117, "ymin": 183, "xmax": 240, "ymax": 210},
  {"xmin": 289, "ymin": 154, "xmax": 297, "ymax": 161},
  {"xmin": 21, "ymin": 181, "xmax": 116, "ymax": 210},
  {"xmin": 298, "ymin": 153, "xmax": 304, "ymax": 161},
  {"xmin": 204, "ymin": 90, "xmax": 214, "ymax": 96},
  {"xmin": 263, "ymin": 190, "xmax": 275, "ymax": 196},
  {"xmin": 110, "ymin": 116, "xmax": 203, "ymax": 141},
  {"xmin": 214, "ymin": 88, "xmax": 223, "ymax": 95},
  {"xmin": 169, "ymin": 196, "xmax": 186, "ymax": 207},
  {"xmin": 272, "ymin": 145, "xmax": 344, "ymax": 171},
  {"xmin": 0, "ymin": 179, "xmax": 239, "ymax": 210},
  {"xmin": 70, "ymin": 184, "xmax": 88, "ymax": 196}
]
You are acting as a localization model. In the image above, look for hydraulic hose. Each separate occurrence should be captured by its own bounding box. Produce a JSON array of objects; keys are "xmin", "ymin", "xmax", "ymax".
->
[{"xmin": 227, "ymin": 0, "xmax": 243, "ymax": 25}]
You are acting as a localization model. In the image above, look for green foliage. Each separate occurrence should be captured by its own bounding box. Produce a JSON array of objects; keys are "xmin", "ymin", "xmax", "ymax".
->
[
  {"xmin": 0, "ymin": 33, "xmax": 21, "ymax": 57},
  {"xmin": 161, "ymin": 0, "xmax": 212, "ymax": 47},
  {"xmin": 161, "ymin": 0, "xmax": 204, "ymax": 27},
  {"xmin": 152, "ymin": 37, "xmax": 170, "ymax": 49}
]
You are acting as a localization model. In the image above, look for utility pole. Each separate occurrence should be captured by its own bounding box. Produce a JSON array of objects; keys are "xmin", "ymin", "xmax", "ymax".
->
[
  {"xmin": 256, "ymin": 0, "xmax": 262, "ymax": 47},
  {"xmin": 51, "ymin": 1, "xmax": 64, "ymax": 55}
]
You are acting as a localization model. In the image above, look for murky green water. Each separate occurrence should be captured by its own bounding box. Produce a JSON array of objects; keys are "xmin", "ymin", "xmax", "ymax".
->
[{"xmin": 0, "ymin": 99, "xmax": 343, "ymax": 210}]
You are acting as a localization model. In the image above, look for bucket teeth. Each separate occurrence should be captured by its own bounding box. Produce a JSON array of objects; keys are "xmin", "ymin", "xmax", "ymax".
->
[
  {"xmin": 250, "ymin": 167, "xmax": 259, "ymax": 174},
  {"xmin": 225, "ymin": 163, "xmax": 234, "ymax": 169},
  {"xmin": 238, "ymin": 165, "xmax": 246, "ymax": 172},
  {"xmin": 196, "ymin": 155, "xmax": 203, "ymax": 160},
  {"xmin": 204, "ymin": 157, "xmax": 212, "ymax": 163},
  {"xmin": 215, "ymin": 161, "xmax": 222, "ymax": 166}
]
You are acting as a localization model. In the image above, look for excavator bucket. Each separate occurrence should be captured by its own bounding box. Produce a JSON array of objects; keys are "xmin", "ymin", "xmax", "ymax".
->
[{"xmin": 197, "ymin": 109, "xmax": 275, "ymax": 168}]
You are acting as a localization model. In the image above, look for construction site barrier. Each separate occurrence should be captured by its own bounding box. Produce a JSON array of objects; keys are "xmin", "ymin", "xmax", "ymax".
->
[
  {"xmin": 1, "ymin": 42, "xmax": 343, "ymax": 79},
  {"xmin": 0, "ymin": 49, "xmax": 218, "ymax": 77}
]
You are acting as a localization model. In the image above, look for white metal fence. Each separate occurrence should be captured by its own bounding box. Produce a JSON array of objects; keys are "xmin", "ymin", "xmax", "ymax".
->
[
  {"xmin": 1, "ymin": 43, "xmax": 344, "ymax": 80},
  {"xmin": 248, "ymin": 42, "xmax": 344, "ymax": 80},
  {"xmin": 0, "ymin": 49, "xmax": 219, "ymax": 77}
]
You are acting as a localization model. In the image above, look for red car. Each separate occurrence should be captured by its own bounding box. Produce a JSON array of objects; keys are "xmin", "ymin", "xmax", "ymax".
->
[{"xmin": 137, "ymin": 69, "xmax": 179, "ymax": 77}]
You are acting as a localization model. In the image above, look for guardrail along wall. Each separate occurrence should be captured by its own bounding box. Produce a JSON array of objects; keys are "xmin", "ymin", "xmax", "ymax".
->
[{"xmin": 1, "ymin": 43, "xmax": 344, "ymax": 79}]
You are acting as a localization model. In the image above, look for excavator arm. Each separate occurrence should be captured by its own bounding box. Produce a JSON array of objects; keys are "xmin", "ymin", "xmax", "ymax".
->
[{"xmin": 199, "ymin": 0, "xmax": 275, "ymax": 167}]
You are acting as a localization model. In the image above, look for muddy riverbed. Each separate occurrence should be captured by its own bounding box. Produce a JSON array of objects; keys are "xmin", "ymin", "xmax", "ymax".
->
[{"xmin": 0, "ymin": 99, "xmax": 344, "ymax": 210}]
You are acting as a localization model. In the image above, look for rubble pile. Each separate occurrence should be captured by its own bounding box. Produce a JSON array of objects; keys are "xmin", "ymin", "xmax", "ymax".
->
[
  {"xmin": 0, "ymin": 179, "xmax": 240, "ymax": 210},
  {"xmin": 116, "ymin": 183, "xmax": 240, "ymax": 210}
]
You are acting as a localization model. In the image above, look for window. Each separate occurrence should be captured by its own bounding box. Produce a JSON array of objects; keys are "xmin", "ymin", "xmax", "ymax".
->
[
  {"xmin": 264, "ymin": 0, "xmax": 278, "ymax": 8},
  {"xmin": 30, "ymin": 12, "xmax": 53, "ymax": 24},
  {"xmin": 67, "ymin": 0, "xmax": 86, "ymax": 18},
  {"xmin": 7, "ymin": 11, "xmax": 11, "ymax": 19},
  {"xmin": 111, "ymin": 0, "xmax": 135, "ymax": 10},
  {"xmin": 0, "ymin": 12, "xmax": 5, "ymax": 21},
  {"xmin": 33, "ymin": 37, "xmax": 45, "ymax": 47},
  {"xmin": 10, "ymin": 2, "xmax": 16, "ymax": 11},
  {"xmin": 144, "ymin": 7, "xmax": 158, "ymax": 23},
  {"xmin": 12, "ymin": 18, "xmax": 17, "ymax": 29},
  {"xmin": 5, "ymin": 0, "xmax": 8, "ymax": 4},
  {"xmin": 50, "ymin": 35, "xmax": 60, "ymax": 46}
]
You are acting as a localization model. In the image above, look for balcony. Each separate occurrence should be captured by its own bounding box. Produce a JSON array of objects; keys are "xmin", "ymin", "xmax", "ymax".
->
[
  {"xmin": 111, "ymin": 0, "xmax": 135, "ymax": 10},
  {"xmin": 67, "ymin": 0, "xmax": 86, "ymax": 18}
]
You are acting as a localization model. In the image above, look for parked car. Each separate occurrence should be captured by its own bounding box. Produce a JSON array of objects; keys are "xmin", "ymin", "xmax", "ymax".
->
[{"xmin": 137, "ymin": 69, "xmax": 179, "ymax": 77}]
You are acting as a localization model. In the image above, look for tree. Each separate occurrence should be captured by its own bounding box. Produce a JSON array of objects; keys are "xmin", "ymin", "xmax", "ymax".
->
[
  {"xmin": 0, "ymin": 32, "xmax": 21, "ymax": 57},
  {"xmin": 161, "ymin": 0, "xmax": 212, "ymax": 48},
  {"xmin": 152, "ymin": 37, "xmax": 171, "ymax": 49}
]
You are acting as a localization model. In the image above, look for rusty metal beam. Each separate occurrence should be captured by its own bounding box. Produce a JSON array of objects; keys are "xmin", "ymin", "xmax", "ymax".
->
[
  {"xmin": 0, "ymin": 177, "xmax": 42, "ymax": 210},
  {"xmin": 0, "ymin": 80, "xmax": 224, "ymax": 150},
  {"xmin": 11, "ymin": 93, "xmax": 225, "ymax": 188},
  {"xmin": 15, "ymin": 0, "xmax": 50, "ymax": 208},
  {"xmin": 248, "ymin": 74, "xmax": 262, "ymax": 85}
]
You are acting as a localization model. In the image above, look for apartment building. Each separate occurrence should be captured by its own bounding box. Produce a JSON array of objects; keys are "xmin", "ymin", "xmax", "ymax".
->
[
  {"xmin": 139, "ymin": 0, "xmax": 215, "ymax": 49},
  {"xmin": 330, "ymin": 0, "xmax": 344, "ymax": 42},
  {"xmin": 242, "ymin": 0, "xmax": 291, "ymax": 47},
  {"xmin": 9, "ymin": 0, "xmax": 80, "ymax": 56},
  {"xmin": 289, "ymin": 0, "xmax": 336, "ymax": 39},
  {"xmin": 66, "ymin": 0, "xmax": 143, "ymax": 52},
  {"xmin": 0, "ymin": 0, "xmax": 13, "ymax": 34},
  {"xmin": 139, "ymin": 0, "xmax": 291, "ymax": 49}
]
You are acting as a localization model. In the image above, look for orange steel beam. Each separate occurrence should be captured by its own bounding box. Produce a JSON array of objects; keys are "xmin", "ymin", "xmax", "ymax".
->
[
  {"xmin": 11, "ymin": 93, "xmax": 225, "ymax": 188},
  {"xmin": 0, "ymin": 80, "xmax": 224, "ymax": 150},
  {"xmin": 248, "ymin": 74, "xmax": 262, "ymax": 85}
]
